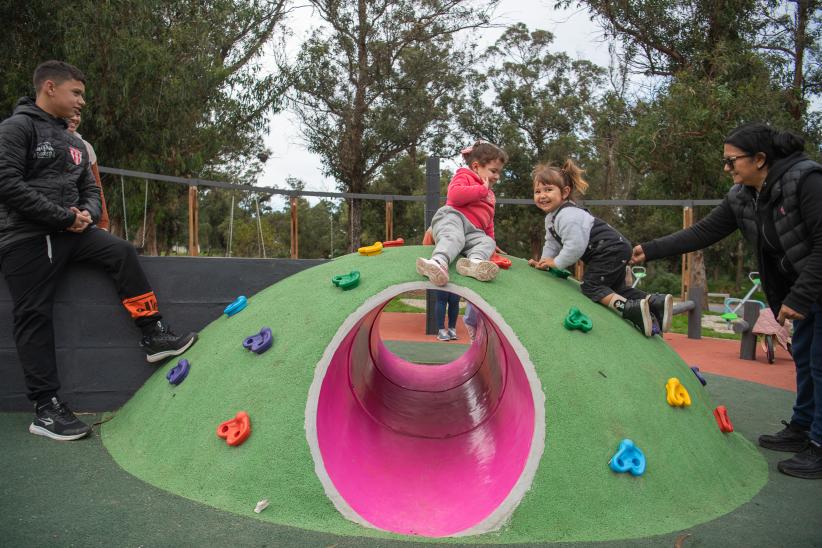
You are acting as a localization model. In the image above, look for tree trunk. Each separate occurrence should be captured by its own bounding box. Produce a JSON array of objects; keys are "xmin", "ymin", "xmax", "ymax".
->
[
  {"xmin": 690, "ymin": 249, "xmax": 709, "ymax": 311},
  {"xmin": 348, "ymin": 198, "xmax": 363, "ymax": 252},
  {"xmin": 788, "ymin": 0, "xmax": 812, "ymax": 120}
]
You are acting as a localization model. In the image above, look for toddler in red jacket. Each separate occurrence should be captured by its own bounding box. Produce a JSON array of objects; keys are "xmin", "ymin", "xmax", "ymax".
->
[{"xmin": 416, "ymin": 141, "xmax": 507, "ymax": 286}]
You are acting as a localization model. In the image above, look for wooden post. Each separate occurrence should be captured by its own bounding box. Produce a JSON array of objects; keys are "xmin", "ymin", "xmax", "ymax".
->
[
  {"xmin": 681, "ymin": 206, "xmax": 693, "ymax": 300},
  {"xmin": 686, "ymin": 286, "xmax": 703, "ymax": 340},
  {"xmin": 574, "ymin": 261, "xmax": 584, "ymax": 281},
  {"xmin": 290, "ymin": 195, "xmax": 298, "ymax": 259},
  {"xmin": 739, "ymin": 302, "xmax": 761, "ymax": 360},
  {"xmin": 187, "ymin": 185, "xmax": 199, "ymax": 256},
  {"xmin": 385, "ymin": 200, "xmax": 393, "ymax": 241}
]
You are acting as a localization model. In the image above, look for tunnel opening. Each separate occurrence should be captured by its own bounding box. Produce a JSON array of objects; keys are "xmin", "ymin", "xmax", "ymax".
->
[{"xmin": 306, "ymin": 282, "xmax": 545, "ymax": 537}]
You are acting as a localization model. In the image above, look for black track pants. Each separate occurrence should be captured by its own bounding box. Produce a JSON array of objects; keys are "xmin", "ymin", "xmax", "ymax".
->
[{"xmin": 0, "ymin": 229, "xmax": 161, "ymax": 403}]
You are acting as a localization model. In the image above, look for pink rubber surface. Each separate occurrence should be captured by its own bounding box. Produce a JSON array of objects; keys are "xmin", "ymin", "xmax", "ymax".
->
[{"xmin": 315, "ymin": 303, "xmax": 537, "ymax": 536}]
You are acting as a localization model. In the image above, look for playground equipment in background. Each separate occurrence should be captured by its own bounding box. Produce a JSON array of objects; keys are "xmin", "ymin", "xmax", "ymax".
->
[
  {"xmin": 721, "ymin": 272, "xmax": 766, "ymax": 322},
  {"xmin": 630, "ymin": 266, "xmax": 646, "ymax": 288},
  {"xmin": 721, "ymin": 272, "xmax": 789, "ymax": 364}
]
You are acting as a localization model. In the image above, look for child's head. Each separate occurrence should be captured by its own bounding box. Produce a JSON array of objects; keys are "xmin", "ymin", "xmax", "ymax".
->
[
  {"xmin": 461, "ymin": 141, "xmax": 508, "ymax": 185},
  {"xmin": 531, "ymin": 159, "xmax": 589, "ymax": 213},
  {"xmin": 33, "ymin": 60, "xmax": 87, "ymax": 119}
]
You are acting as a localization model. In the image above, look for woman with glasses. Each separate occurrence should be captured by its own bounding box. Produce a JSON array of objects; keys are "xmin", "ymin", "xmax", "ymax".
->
[{"xmin": 631, "ymin": 122, "xmax": 822, "ymax": 480}]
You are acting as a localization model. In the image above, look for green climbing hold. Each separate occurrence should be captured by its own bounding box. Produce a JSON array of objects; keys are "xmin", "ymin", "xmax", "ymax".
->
[
  {"xmin": 564, "ymin": 306, "xmax": 593, "ymax": 332},
  {"xmin": 332, "ymin": 271, "xmax": 360, "ymax": 290},
  {"xmin": 548, "ymin": 267, "xmax": 572, "ymax": 279}
]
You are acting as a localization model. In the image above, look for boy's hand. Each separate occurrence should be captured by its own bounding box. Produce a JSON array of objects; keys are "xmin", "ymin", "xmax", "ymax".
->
[
  {"xmin": 630, "ymin": 245, "xmax": 646, "ymax": 265},
  {"xmin": 67, "ymin": 207, "xmax": 92, "ymax": 233}
]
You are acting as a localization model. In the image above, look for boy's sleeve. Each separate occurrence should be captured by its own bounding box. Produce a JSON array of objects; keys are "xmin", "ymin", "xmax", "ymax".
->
[
  {"xmin": 446, "ymin": 171, "xmax": 489, "ymax": 206},
  {"xmin": 541, "ymin": 215, "xmax": 561, "ymax": 259},
  {"xmin": 552, "ymin": 208, "xmax": 593, "ymax": 269},
  {"xmin": 0, "ymin": 119, "xmax": 75, "ymax": 229}
]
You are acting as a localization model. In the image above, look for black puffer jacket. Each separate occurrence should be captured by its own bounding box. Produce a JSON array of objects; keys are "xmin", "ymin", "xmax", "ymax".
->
[{"xmin": 0, "ymin": 97, "xmax": 101, "ymax": 250}]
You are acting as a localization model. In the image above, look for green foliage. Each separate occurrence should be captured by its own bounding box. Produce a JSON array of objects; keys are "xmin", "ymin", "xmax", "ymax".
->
[
  {"xmin": 643, "ymin": 271, "xmax": 681, "ymax": 295},
  {"xmin": 0, "ymin": 0, "xmax": 288, "ymax": 254},
  {"xmin": 286, "ymin": 0, "xmax": 498, "ymax": 251}
]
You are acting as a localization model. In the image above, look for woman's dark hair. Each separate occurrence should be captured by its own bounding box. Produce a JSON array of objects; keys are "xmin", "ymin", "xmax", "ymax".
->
[
  {"xmin": 461, "ymin": 141, "xmax": 508, "ymax": 166},
  {"xmin": 724, "ymin": 123, "xmax": 805, "ymax": 167}
]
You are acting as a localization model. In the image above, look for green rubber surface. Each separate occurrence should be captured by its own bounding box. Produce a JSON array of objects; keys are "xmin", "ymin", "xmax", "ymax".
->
[{"xmin": 101, "ymin": 246, "xmax": 767, "ymax": 542}]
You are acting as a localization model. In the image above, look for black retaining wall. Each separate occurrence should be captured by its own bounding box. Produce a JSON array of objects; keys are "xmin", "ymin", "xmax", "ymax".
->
[{"xmin": 0, "ymin": 256, "xmax": 325, "ymax": 412}]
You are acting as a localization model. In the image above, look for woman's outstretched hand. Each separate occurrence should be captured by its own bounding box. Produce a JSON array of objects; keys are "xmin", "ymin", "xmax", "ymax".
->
[{"xmin": 630, "ymin": 245, "xmax": 646, "ymax": 265}]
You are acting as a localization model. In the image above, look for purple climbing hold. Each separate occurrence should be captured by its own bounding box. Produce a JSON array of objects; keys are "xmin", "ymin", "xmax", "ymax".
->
[
  {"xmin": 690, "ymin": 366, "xmax": 707, "ymax": 386},
  {"xmin": 243, "ymin": 327, "xmax": 273, "ymax": 354},
  {"xmin": 167, "ymin": 359, "xmax": 190, "ymax": 385}
]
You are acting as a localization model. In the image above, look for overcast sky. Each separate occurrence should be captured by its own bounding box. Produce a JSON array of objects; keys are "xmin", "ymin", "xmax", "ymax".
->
[{"xmin": 258, "ymin": 0, "xmax": 610, "ymax": 206}]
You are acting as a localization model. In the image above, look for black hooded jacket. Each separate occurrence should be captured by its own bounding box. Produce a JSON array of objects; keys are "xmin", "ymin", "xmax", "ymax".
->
[
  {"xmin": 0, "ymin": 97, "xmax": 101, "ymax": 250},
  {"xmin": 641, "ymin": 153, "xmax": 822, "ymax": 316}
]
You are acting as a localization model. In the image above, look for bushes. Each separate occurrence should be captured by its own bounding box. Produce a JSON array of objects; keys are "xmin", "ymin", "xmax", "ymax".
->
[{"xmin": 643, "ymin": 272, "xmax": 681, "ymax": 295}]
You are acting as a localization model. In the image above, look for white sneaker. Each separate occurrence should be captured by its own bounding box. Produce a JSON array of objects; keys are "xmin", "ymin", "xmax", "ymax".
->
[
  {"xmin": 456, "ymin": 258, "xmax": 499, "ymax": 282},
  {"xmin": 416, "ymin": 257, "xmax": 449, "ymax": 286},
  {"xmin": 437, "ymin": 329, "xmax": 451, "ymax": 341},
  {"xmin": 448, "ymin": 328, "xmax": 458, "ymax": 340}
]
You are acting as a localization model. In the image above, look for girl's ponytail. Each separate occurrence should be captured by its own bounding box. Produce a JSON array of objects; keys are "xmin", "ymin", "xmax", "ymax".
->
[{"xmin": 561, "ymin": 159, "xmax": 589, "ymax": 197}]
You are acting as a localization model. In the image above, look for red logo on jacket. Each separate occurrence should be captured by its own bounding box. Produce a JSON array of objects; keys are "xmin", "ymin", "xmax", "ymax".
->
[{"xmin": 69, "ymin": 146, "xmax": 82, "ymax": 165}]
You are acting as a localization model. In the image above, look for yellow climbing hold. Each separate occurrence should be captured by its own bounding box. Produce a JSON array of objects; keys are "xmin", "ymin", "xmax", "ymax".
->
[
  {"xmin": 665, "ymin": 377, "xmax": 691, "ymax": 407},
  {"xmin": 358, "ymin": 242, "xmax": 383, "ymax": 256}
]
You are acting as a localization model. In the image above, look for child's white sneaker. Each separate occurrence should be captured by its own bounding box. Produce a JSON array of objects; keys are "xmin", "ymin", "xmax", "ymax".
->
[
  {"xmin": 416, "ymin": 257, "xmax": 449, "ymax": 286},
  {"xmin": 456, "ymin": 258, "xmax": 499, "ymax": 282}
]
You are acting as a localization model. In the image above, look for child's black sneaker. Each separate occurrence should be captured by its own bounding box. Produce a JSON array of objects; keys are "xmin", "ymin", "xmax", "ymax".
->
[
  {"xmin": 758, "ymin": 420, "xmax": 810, "ymax": 452},
  {"xmin": 777, "ymin": 441, "xmax": 822, "ymax": 479},
  {"xmin": 140, "ymin": 320, "xmax": 198, "ymax": 363},
  {"xmin": 621, "ymin": 298, "xmax": 654, "ymax": 337},
  {"xmin": 648, "ymin": 293, "xmax": 673, "ymax": 332},
  {"xmin": 29, "ymin": 397, "xmax": 91, "ymax": 441}
]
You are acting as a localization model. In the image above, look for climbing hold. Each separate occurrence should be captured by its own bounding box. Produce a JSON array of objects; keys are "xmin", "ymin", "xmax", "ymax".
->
[
  {"xmin": 243, "ymin": 327, "xmax": 273, "ymax": 354},
  {"xmin": 563, "ymin": 307, "xmax": 592, "ymax": 332},
  {"xmin": 548, "ymin": 266, "xmax": 572, "ymax": 279},
  {"xmin": 224, "ymin": 295, "xmax": 248, "ymax": 317},
  {"xmin": 332, "ymin": 271, "xmax": 360, "ymax": 290},
  {"xmin": 713, "ymin": 405, "xmax": 734, "ymax": 433},
  {"xmin": 665, "ymin": 377, "xmax": 692, "ymax": 407},
  {"xmin": 690, "ymin": 366, "xmax": 707, "ymax": 386},
  {"xmin": 166, "ymin": 359, "xmax": 190, "ymax": 385},
  {"xmin": 217, "ymin": 411, "xmax": 251, "ymax": 446},
  {"xmin": 382, "ymin": 238, "xmax": 404, "ymax": 247},
  {"xmin": 490, "ymin": 253, "xmax": 512, "ymax": 270},
  {"xmin": 358, "ymin": 242, "xmax": 383, "ymax": 256},
  {"xmin": 609, "ymin": 439, "xmax": 646, "ymax": 476}
]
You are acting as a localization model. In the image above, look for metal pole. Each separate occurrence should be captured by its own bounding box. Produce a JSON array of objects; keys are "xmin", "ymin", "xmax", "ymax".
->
[
  {"xmin": 739, "ymin": 301, "xmax": 760, "ymax": 360},
  {"xmin": 425, "ymin": 157, "xmax": 440, "ymax": 336},
  {"xmin": 290, "ymin": 195, "xmax": 298, "ymax": 259}
]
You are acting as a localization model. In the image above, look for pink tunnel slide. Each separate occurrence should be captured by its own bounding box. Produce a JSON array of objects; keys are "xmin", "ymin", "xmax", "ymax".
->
[{"xmin": 306, "ymin": 286, "xmax": 545, "ymax": 537}]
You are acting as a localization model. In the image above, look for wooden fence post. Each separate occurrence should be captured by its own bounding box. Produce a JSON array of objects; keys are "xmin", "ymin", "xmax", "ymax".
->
[
  {"xmin": 681, "ymin": 206, "xmax": 693, "ymax": 300},
  {"xmin": 187, "ymin": 185, "xmax": 199, "ymax": 256},
  {"xmin": 290, "ymin": 195, "xmax": 298, "ymax": 259},
  {"xmin": 385, "ymin": 200, "xmax": 393, "ymax": 241}
]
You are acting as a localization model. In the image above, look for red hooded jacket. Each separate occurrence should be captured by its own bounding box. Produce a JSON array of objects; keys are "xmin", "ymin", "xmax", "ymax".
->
[{"xmin": 445, "ymin": 167, "xmax": 496, "ymax": 239}]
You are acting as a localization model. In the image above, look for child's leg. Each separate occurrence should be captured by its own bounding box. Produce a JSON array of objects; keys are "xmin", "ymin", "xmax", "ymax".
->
[
  {"xmin": 433, "ymin": 290, "xmax": 450, "ymax": 340},
  {"xmin": 581, "ymin": 253, "xmax": 654, "ymax": 337},
  {"xmin": 416, "ymin": 208, "xmax": 464, "ymax": 286},
  {"xmin": 598, "ymin": 293, "xmax": 654, "ymax": 337},
  {"xmin": 615, "ymin": 277, "xmax": 673, "ymax": 332},
  {"xmin": 446, "ymin": 292, "xmax": 460, "ymax": 329}
]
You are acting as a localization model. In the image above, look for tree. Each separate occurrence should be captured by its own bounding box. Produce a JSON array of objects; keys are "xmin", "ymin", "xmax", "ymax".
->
[
  {"xmin": 286, "ymin": 0, "xmax": 498, "ymax": 252},
  {"xmin": 457, "ymin": 24, "xmax": 605, "ymax": 257},
  {"xmin": 0, "ymin": 0, "xmax": 289, "ymax": 254}
]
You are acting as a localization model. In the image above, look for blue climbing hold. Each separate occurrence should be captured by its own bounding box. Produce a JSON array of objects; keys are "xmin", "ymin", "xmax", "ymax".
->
[
  {"xmin": 243, "ymin": 327, "xmax": 273, "ymax": 354},
  {"xmin": 167, "ymin": 359, "xmax": 190, "ymax": 385},
  {"xmin": 690, "ymin": 366, "xmax": 707, "ymax": 386},
  {"xmin": 224, "ymin": 296, "xmax": 248, "ymax": 317},
  {"xmin": 609, "ymin": 439, "xmax": 646, "ymax": 476}
]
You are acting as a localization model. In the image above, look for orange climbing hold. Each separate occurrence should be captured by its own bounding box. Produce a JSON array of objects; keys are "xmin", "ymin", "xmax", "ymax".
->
[
  {"xmin": 665, "ymin": 377, "xmax": 691, "ymax": 407},
  {"xmin": 217, "ymin": 411, "xmax": 251, "ymax": 446},
  {"xmin": 490, "ymin": 253, "xmax": 512, "ymax": 269},
  {"xmin": 383, "ymin": 238, "xmax": 405, "ymax": 247}
]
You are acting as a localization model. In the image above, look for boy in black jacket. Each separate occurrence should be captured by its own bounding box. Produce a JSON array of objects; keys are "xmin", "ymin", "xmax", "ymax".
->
[{"xmin": 0, "ymin": 61, "xmax": 197, "ymax": 441}]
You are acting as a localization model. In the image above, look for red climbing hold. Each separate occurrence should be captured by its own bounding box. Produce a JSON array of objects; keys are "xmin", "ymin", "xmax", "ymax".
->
[
  {"xmin": 217, "ymin": 411, "xmax": 252, "ymax": 446},
  {"xmin": 713, "ymin": 405, "xmax": 734, "ymax": 433},
  {"xmin": 490, "ymin": 253, "xmax": 512, "ymax": 270}
]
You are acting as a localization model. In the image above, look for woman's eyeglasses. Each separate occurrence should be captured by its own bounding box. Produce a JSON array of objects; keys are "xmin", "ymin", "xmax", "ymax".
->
[{"xmin": 722, "ymin": 154, "xmax": 752, "ymax": 168}]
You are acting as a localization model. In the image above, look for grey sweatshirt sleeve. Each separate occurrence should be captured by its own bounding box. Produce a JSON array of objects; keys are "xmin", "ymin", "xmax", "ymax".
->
[
  {"xmin": 541, "ymin": 214, "xmax": 561, "ymax": 260},
  {"xmin": 552, "ymin": 208, "xmax": 594, "ymax": 270}
]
